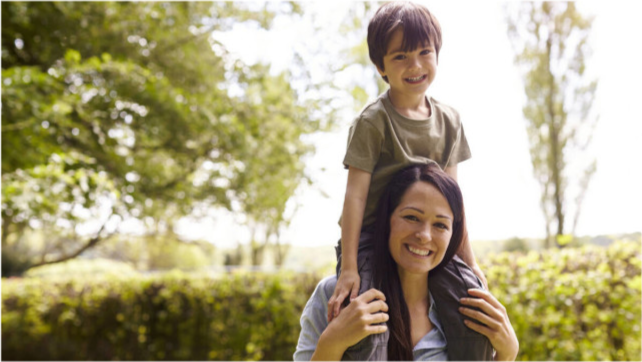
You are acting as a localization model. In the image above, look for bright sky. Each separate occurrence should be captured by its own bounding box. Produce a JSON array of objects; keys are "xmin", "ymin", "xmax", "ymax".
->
[{"xmin": 176, "ymin": 1, "xmax": 642, "ymax": 248}]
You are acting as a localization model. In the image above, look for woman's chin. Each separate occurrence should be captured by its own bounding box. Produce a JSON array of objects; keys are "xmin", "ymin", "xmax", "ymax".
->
[
  {"xmin": 395, "ymin": 248, "xmax": 445, "ymax": 274},
  {"xmin": 396, "ymin": 261, "xmax": 436, "ymax": 276}
]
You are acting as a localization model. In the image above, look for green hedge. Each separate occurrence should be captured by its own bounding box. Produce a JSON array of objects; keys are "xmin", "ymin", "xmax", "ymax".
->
[
  {"xmin": 481, "ymin": 241, "xmax": 641, "ymax": 361},
  {"xmin": 2, "ymin": 241, "xmax": 640, "ymax": 360},
  {"xmin": 2, "ymin": 270, "xmax": 320, "ymax": 360}
]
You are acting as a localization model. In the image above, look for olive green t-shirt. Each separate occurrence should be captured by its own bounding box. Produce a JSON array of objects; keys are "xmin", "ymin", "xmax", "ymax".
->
[{"xmin": 341, "ymin": 91, "xmax": 471, "ymax": 229}]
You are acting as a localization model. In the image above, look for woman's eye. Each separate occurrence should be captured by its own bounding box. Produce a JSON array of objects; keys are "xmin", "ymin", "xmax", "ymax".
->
[
  {"xmin": 403, "ymin": 215, "xmax": 419, "ymax": 222},
  {"xmin": 435, "ymin": 223, "xmax": 449, "ymax": 230}
]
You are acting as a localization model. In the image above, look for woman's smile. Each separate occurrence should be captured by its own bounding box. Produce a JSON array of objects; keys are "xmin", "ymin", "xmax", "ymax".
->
[{"xmin": 405, "ymin": 244, "xmax": 433, "ymax": 257}]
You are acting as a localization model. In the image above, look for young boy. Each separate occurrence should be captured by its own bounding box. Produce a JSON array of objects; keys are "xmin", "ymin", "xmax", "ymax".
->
[{"xmin": 329, "ymin": 2, "xmax": 491, "ymax": 360}]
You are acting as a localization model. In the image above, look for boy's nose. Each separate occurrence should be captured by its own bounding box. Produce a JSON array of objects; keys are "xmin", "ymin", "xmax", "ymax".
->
[{"xmin": 408, "ymin": 56, "xmax": 421, "ymax": 69}]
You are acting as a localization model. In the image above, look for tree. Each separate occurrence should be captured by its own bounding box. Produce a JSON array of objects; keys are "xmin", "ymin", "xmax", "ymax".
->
[
  {"xmin": 506, "ymin": 3, "xmax": 598, "ymax": 248},
  {"xmin": 1, "ymin": 2, "xmax": 333, "ymax": 275}
]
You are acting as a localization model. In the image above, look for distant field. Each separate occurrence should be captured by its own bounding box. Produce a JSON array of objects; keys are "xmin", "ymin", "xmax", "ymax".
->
[{"xmin": 19, "ymin": 233, "xmax": 640, "ymax": 278}]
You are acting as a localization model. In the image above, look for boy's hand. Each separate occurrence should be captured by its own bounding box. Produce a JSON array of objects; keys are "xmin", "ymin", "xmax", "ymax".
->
[
  {"xmin": 471, "ymin": 263, "xmax": 488, "ymax": 290},
  {"xmin": 328, "ymin": 269, "xmax": 360, "ymax": 322}
]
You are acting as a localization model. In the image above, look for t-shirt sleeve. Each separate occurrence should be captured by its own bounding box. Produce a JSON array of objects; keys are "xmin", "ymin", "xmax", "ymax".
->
[
  {"xmin": 342, "ymin": 117, "xmax": 383, "ymax": 172},
  {"xmin": 293, "ymin": 276, "xmax": 334, "ymax": 361},
  {"xmin": 449, "ymin": 122, "xmax": 472, "ymax": 166}
]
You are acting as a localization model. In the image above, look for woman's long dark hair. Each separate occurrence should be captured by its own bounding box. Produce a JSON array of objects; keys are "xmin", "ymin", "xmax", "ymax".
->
[{"xmin": 372, "ymin": 163, "xmax": 467, "ymax": 360}]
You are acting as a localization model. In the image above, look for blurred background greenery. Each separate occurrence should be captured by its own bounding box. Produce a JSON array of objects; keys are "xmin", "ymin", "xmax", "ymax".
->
[{"xmin": 2, "ymin": 1, "xmax": 641, "ymax": 361}]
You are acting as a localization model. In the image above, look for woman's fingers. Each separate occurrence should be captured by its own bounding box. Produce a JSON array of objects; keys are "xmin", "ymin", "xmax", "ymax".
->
[
  {"xmin": 364, "ymin": 299, "xmax": 389, "ymax": 314},
  {"xmin": 325, "ymin": 287, "xmax": 389, "ymax": 348},
  {"xmin": 460, "ymin": 289, "xmax": 519, "ymax": 361},
  {"xmin": 358, "ymin": 288, "xmax": 386, "ymax": 303},
  {"xmin": 366, "ymin": 323, "xmax": 388, "ymax": 334},
  {"xmin": 352, "ymin": 288, "xmax": 389, "ymax": 329},
  {"xmin": 460, "ymin": 294, "xmax": 503, "ymax": 320},
  {"xmin": 459, "ymin": 306, "xmax": 501, "ymax": 329},
  {"xmin": 459, "ymin": 299, "xmax": 501, "ymax": 322},
  {"xmin": 366, "ymin": 309, "xmax": 390, "ymax": 324},
  {"xmin": 467, "ymin": 288, "xmax": 506, "ymax": 312},
  {"xmin": 329, "ymin": 288, "xmax": 386, "ymax": 323},
  {"xmin": 463, "ymin": 318, "xmax": 494, "ymax": 337}
]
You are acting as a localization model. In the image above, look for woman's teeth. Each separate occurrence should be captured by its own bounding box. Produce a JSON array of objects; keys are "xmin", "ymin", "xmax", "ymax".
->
[{"xmin": 407, "ymin": 245, "xmax": 431, "ymax": 256}]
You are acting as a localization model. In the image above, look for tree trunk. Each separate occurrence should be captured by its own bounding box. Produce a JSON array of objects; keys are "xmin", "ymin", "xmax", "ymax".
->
[
  {"xmin": 546, "ymin": 34, "xmax": 565, "ymax": 248},
  {"xmin": 274, "ymin": 231, "xmax": 290, "ymax": 268},
  {"xmin": 1, "ymin": 219, "xmax": 10, "ymax": 247}
]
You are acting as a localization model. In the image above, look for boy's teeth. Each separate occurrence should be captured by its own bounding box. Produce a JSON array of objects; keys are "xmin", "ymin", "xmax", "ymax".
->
[
  {"xmin": 407, "ymin": 75, "xmax": 423, "ymax": 81},
  {"xmin": 407, "ymin": 245, "xmax": 430, "ymax": 256}
]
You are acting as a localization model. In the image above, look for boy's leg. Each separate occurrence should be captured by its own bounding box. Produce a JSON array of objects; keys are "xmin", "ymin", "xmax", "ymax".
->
[
  {"xmin": 428, "ymin": 255, "xmax": 494, "ymax": 361},
  {"xmin": 335, "ymin": 233, "xmax": 389, "ymax": 360}
]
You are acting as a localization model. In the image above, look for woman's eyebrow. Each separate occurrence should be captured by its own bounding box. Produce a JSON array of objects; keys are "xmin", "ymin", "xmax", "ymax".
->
[
  {"xmin": 401, "ymin": 207, "xmax": 452, "ymax": 220},
  {"xmin": 401, "ymin": 206, "xmax": 424, "ymax": 214}
]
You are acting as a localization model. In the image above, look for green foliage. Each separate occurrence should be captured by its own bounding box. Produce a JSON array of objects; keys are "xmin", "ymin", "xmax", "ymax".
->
[
  {"xmin": 2, "ymin": 271, "xmax": 320, "ymax": 360},
  {"xmin": 482, "ymin": 241, "xmax": 641, "ymax": 361},
  {"xmin": 3, "ymin": 242, "xmax": 640, "ymax": 360},
  {"xmin": 502, "ymin": 237, "xmax": 529, "ymax": 253},
  {"xmin": 506, "ymin": 3, "xmax": 599, "ymax": 247},
  {"xmin": 2, "ymin": 2, "xmax": 334, "ymax": 273}
]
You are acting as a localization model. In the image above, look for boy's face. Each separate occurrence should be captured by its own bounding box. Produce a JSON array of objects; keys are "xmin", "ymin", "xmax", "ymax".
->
[{"xmin": 377, "ymin": 27, "xmax": 437, "ymax": 99}]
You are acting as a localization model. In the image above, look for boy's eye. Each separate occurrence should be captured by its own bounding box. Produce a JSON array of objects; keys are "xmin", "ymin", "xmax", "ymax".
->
[
  {"xmin": 393, "ymin": 54, "xmax": 406, "ymax": 60},
  {"xmin": 420, "ymin": 49, "xmax": 432, "ymax": 55}
]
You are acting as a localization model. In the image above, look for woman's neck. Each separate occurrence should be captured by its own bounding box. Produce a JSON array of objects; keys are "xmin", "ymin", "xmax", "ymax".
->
[
  {"xmin": 398, "ymin": 270, "xmax": 430, "ymax": 308},
  {"xmin": 399, "ymin": 269, "xmax": 432, "ymax": 348}
]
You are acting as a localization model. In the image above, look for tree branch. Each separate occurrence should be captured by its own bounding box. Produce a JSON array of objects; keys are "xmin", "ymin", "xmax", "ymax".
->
[{"xmin": 28, "ymin": 214, "xmax": 117, "ymax": 269}]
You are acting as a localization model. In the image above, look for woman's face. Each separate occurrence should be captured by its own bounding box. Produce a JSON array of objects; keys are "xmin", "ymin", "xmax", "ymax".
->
[{"xmin": 388, "ymin": 181, "xmax": 453, "ymax": 277}]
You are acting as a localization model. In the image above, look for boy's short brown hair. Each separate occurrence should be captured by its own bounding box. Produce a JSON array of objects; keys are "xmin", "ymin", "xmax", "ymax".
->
[{"xmin": 367, "ymin": 1, "xmax": 442, "ymax": 83}]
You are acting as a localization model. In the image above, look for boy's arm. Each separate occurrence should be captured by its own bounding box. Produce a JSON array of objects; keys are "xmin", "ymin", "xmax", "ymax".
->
[
  {"xmin": 328, "ymin": 166, "xmax": 371, "ymax": 322},
  {"xmin": 445, "ymin": 165, "xmax": 458, "ymax": 181},
  {"xmin": 445, "ymin": 165, "xmax": 488, "ymax": 289}
]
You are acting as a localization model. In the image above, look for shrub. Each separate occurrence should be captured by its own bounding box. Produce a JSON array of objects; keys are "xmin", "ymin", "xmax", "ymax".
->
[
  {"xmin": 2, "ymin": 270, "xmax": 320, "ymax": 360},
  {"xmin": 2, "ymin": 241, "xmax": 640, "ymax": 360},
  {"xmin": 481, "ymin": 241, "xmax": 641, "ymax": 361}
]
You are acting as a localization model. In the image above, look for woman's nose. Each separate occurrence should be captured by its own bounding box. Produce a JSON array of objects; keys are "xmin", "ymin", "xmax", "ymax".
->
[{"xmin": 415, "ymin": 227, "xmax": 431, "ymax": 243}]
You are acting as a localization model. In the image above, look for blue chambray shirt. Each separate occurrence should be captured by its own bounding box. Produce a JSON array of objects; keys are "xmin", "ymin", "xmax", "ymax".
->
[{"xmin": 294, "ymin": 275, "xmax": 448, "ymax": 361}]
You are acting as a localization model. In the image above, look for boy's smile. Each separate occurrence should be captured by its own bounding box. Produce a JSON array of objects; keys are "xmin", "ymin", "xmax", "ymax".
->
[{"xmin": 377, "ymin": 27, "xmax": 437, "ymax": 110}]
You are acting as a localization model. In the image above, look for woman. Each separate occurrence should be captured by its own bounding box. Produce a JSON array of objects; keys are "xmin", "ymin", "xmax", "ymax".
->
[{"xmin": 294, "ymin": 164, "xmax": 518, "ymax": 360}]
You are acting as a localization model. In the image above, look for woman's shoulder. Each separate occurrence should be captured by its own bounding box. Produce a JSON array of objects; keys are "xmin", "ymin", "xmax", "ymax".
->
[
  {"xmin": 295, "ymin": 275, "xmax": 338, "ymax": 361},
  {"xmin": 300, "ymin": 275, "xmax": 338, "ymax": 318},
  {"xmin": 313, "ymin": 275, "xmax": 339, "ymax": 303}
]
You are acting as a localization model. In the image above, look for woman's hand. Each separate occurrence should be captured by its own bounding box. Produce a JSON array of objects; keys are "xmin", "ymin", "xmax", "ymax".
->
[
  {"xmin": 459, "ymin": 289, "xmax": 519, "ymax": 361},
  {"xmin": 313, "ymin": 288, "xmax": 389, "ymax": 361}
]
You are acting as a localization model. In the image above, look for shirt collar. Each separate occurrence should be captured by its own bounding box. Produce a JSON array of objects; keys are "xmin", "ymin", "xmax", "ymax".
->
[{"xmin": 413, "ymin": 292, "xmax": 447, "ymax": 351}]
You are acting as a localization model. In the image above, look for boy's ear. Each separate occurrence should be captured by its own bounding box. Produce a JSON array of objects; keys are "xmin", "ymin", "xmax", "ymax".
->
[{"xmin": 376, "ymin": 66, "xmax": 386, "ymax": 78}]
